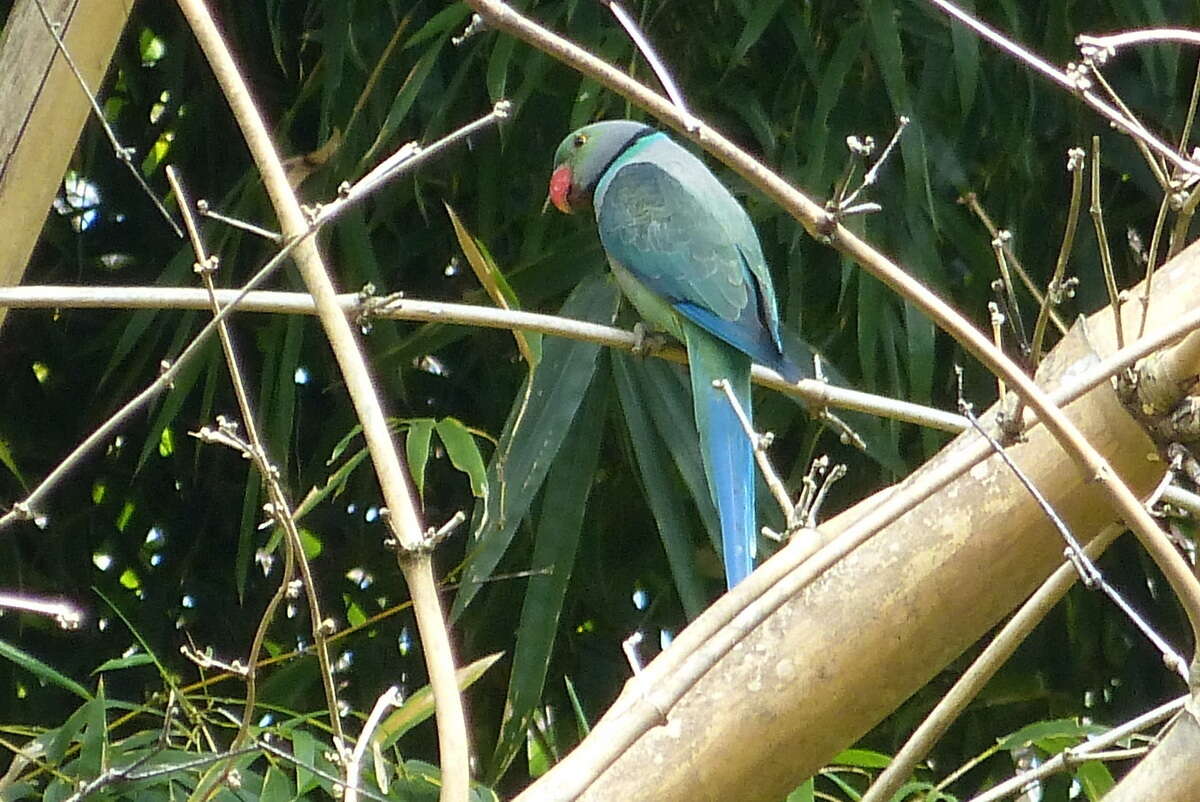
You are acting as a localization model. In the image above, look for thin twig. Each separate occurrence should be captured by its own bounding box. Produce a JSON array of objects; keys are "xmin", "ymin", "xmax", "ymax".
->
[
  {"xmin": 332, "ymin": 103, "xmax": 511, "ymax": 218},
  {"xmin": 1091, "ymin": 137, "xmax": 1125, "ymax": 351},
  {"xmin": 965, "ymin": 695, "xmax": 1187, "ymax": 802},
  {"xmin": 1168, "ymin": 58, "xmax": 1200, "ymax": 258},
  {"xmin": 714, "ymin": 379, "xmax": 799, "ymax": 531},
  {"xmin": 32, "ymin": 0, "xmax": 183, "ymax": 238},
  {"xmin": 958, "ymin": 193, "xmax": 1069, "ymax": 337},
  {"xmin": 836, "ymin": 116, "xmax": 909, "ymax": 214},
  {"xmin": 1031, "ymin": 148, "xmax": 1086, "ymax": 365},
  {"xmin": 0, "ymin": 285, "xmax": 971, "ymax": 434},
  {"xmin": 987, "ymin": 302, "xmax": 1007, "ymax": 400},
  {"xmin": 1137, "ymin": 190, "xmax": 1174, "ymax": 340},
  {"xmin": 344, "ymin": 686, "xmax": 403, "ymax": 802},
  {"xmin": 169, "ymin": 166, "xmax": 347, "ymax": 755},
  {"xmin": 927, "ymin": 0, "xmax": 1200, "ymax": 177},
  {"xmin": 173, "ymin": 3, "xmax": 469, "ymax": 802},
  {"xmin": 1077, "ymin": 28, "xmax": 1200, "ymax": 52},
  {"xmin": 598, "ymin": 0, "xmax": 697, "ymax": 130},
  {"xmin": 196, "ymin": 202, "xmax": 282, "ymax": 242},
  {"xmin": 990, "ymin": 235, "xmax": 1029, "ymax": 356},
  {"xmin": 0, "ymin": 592, "xmax": 83, "ymax": 629}
]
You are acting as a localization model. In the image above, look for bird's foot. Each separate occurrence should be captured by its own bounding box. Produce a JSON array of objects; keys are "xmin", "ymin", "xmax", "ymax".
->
[{"xmin": 631, "ymin": 322, "xmax": 670, "ymax": 357}]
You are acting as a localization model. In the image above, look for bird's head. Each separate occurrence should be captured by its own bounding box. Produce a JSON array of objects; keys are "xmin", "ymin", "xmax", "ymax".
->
[{"xmin": 548, "ymin": 120, "xmax": 653, "ymax": 214}]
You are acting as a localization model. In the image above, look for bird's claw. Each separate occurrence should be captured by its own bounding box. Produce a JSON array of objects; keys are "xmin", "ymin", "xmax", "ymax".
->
[{"xmin": 631, "ymin": 322, "xmax": 670, "ymax": 357}]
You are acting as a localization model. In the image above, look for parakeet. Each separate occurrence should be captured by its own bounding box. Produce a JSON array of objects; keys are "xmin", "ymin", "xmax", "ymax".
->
[{"xmin": 549, "ymin": 120, "xmax": 801, "ymax": 588}]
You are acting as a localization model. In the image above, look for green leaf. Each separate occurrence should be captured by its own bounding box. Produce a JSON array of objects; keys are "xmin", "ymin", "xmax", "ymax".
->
[
  {"xmin": 613, "ymin": 355, "xmax": 709, "ymax": 618},
  {"xmin": 446, "ymin": 203, "xmax": 542, "ymax": 368},
  {"xmin": 292, "ymin": 727, "xmax": 317, "ymax": 793},
  {"xmin": 373, "ymin": 652, "xmax": 503, "ymax": 749},
  {"xmin": 0, "ymin": 639, "xmax": 91, "ymax": 701},
  {"xmin": 949, "ymin": 0, "xmax": 980, "ymax": 116},
  {"xmin": 436, "ymin": 417, "xmax": 489, "ymax": 499},
  {"xmin": 92, "ymin": 652, "xmax": 156, "ymax": 673},
  {"xmin": 832, "ymin": 748, "xmax": 892, "ymax": 769},
  {"xmin": 402, "ymin": 3, "xmax": 470, "ymax": 51},
  {"xmin": 298, "ymin": 528, "xmax": 323, "ymax": 560},
  {"xmin": 451, "ymin": 274, "xmax": 620, "ymax": 618},
  {"xmin": 406, "ymin": 418, "xmax": 436, "ymax": 499},
  {"xmin": 784, "ymin": 778, "xmax": 814, "ymax": 802},
  {"xmin": 294, "ymin": 447, "xmax": 370, "ymax": 522},
  {"xmin": 360, "ymin": 33, "xmax": 445, "ymax": 170},
  {"xmin": 997, "ymin": 718, "xmax": 1105, "ymax": 752},
  {"xmin": 621, "ymin": 357, "xmax": 720, "ymax": 550},
  {"xmin": 1074, "ymin": 759, "xmax": 1115, "ymax": 800},
  {"xmin": 731, "ymin": 0, "xmax": 786, "ymax": 64},
  {"xmin": 486, "ymin": 30, "xmax": 518, "ymax": 102},
  {"xmin": 77, "ymin": 686, "xmax": 107, "ymax": 778},
  {"xmin": 0, "ymin": 434, "xmax": 26, "ymax": 487},
  {"xmin": 488, "ymin": 373, "xmax": 608, "ymax": 782},
  {"xmin": 563, "ymin": 675, "xmax": 590, "ymax": 739}
]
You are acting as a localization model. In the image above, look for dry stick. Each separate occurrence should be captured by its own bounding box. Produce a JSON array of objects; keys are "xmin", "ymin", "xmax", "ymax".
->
[
  {"xmin": 714, "ymin": 379, "xmax": 799, "ymax": 531},
  {"xmin": 1091, "ymin": 137, "xmax": 1125, "ymax": 351},
  {"xmin": 990, "ymin": 234, "xmax": 1030, "ymax": 355},
  {"xmin": 860, "ymin": 523, "xmax": 1125, "ymax": 802},
  {"xmin": 958, "ymin": 193, "xmax": 1068, "ymax": 337},
  {"xmin": 1030, "ymin": 148, "xmax": 1086, "ymax": 366},
  {"xmin": 167, "ymin": 168, "xmax": 347, "ymax": 753},
  {"xmin": 966, "ymin": 695, "xmax": 1188, "ymax": 802},
  {"xmin": 987, "ymin": 302, "xmax": 1007, "ymax": 401},
  {"xmin": 1137, "ymin": 193, "xmax": 1174, "ymax": 340},
  {"xmin": 928, "ymin": 0, "xmax": 1200, "ymax": 178},
  {"xmin": 257, "ymin": 739, "xmax": 393, "ymax": 802},
  {"xmin": 168, "ymin": 170, "xmax": 303, "ymax": 781},
  {"xmin": 0, "ymin": 592, "xmax": 82, "ymax": 629},
  {"xmin": 1168, "ymin": 58, "xmax": 1200, "ymax": 259},
  {"xmin": 0, "ymin": 284, "xmax": 970, "ymax": 434},
  {"xmin": 344, "ymin": 686, "xmax": 402, "ymax": 802},
  {"xmin": 172, "ymin": 4, "xmax": 470, "ymax": 802},
  {"xmin": 1086, "ymin": 64, "xmax": 1170, "ymax": 192},
  {"xmin": 1077, "ymin": 29, "xmax": 1200, "ymax": 51},
  {"xmin": 1163, "ymin": 484, "xmax": 1200, "ymax": 518},
  {"xmin": 31, "ymin": 0, "xmax": 183, "ymax": 238},
  {"xmin": 492, "ymin": 2, "xmax": 1200, "ymax": 650},
  {"xmin": 187, "ymin": 422, "xmax": 300, "ymax": 801},
  {"xmin": 463, "ymin": 3, "xmax": 1200, "ymax": 797}
]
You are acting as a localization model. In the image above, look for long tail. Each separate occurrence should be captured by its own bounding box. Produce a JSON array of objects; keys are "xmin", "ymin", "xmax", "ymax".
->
[{"xmin": 683, "ymin": 322, "xmax": 755, "ymax": 589}]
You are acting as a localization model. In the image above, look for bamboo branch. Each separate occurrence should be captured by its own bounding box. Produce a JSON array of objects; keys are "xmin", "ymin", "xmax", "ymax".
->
[
  {"xmin": 0, "ymin": 284, "xmax": 970, "ymax": 434},
  {"xmin": 173, "ymin": 3, "xmax": 469, "ymax": 801},
  {"xmin": 860, "ymin": 523, "xmax": 1126, "ymax": 802}
]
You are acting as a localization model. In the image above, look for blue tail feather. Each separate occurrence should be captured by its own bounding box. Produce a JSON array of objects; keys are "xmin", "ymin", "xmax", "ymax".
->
[{"xmin": 683, "ymin": 323, "xmax": 755, "ymax": 589}]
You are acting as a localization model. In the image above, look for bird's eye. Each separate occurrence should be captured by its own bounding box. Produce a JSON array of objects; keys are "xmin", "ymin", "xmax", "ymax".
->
[{"xmin": 573, "ymin": 133, "xmax": 587, "ymax": 148}]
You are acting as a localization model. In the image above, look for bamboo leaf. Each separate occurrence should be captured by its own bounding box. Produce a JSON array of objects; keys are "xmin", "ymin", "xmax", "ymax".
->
[
  {"xmin": 446, "ymin": 203, "xmax": 542, "ymax": 368},
  {"xmin": 451, "ymin": 274, "xmax": 620, "ymax": 618},
  {"xmin": 435, "ymin": 417, "xmax": 488, "ymax": 499},
  {"xmin": 488, "ymin": 373, "xmax": 607, "ymax": 782}
]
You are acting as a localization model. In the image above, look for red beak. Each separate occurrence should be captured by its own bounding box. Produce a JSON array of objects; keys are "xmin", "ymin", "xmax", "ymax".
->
[{"xmin": 548, "ymin": 164, "xmax": 573, "ymax": 214}]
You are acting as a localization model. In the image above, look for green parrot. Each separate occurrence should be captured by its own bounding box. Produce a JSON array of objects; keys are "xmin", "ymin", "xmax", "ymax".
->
[{"xmin": 549, "ymin": 120, "xmax": 801, "ymax": 588}]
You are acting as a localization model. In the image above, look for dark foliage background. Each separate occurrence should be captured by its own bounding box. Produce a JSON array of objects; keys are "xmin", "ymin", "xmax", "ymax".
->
[{"xmin": 0, "ymin": 0, "xmax": 1196, "ymax": 798}]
